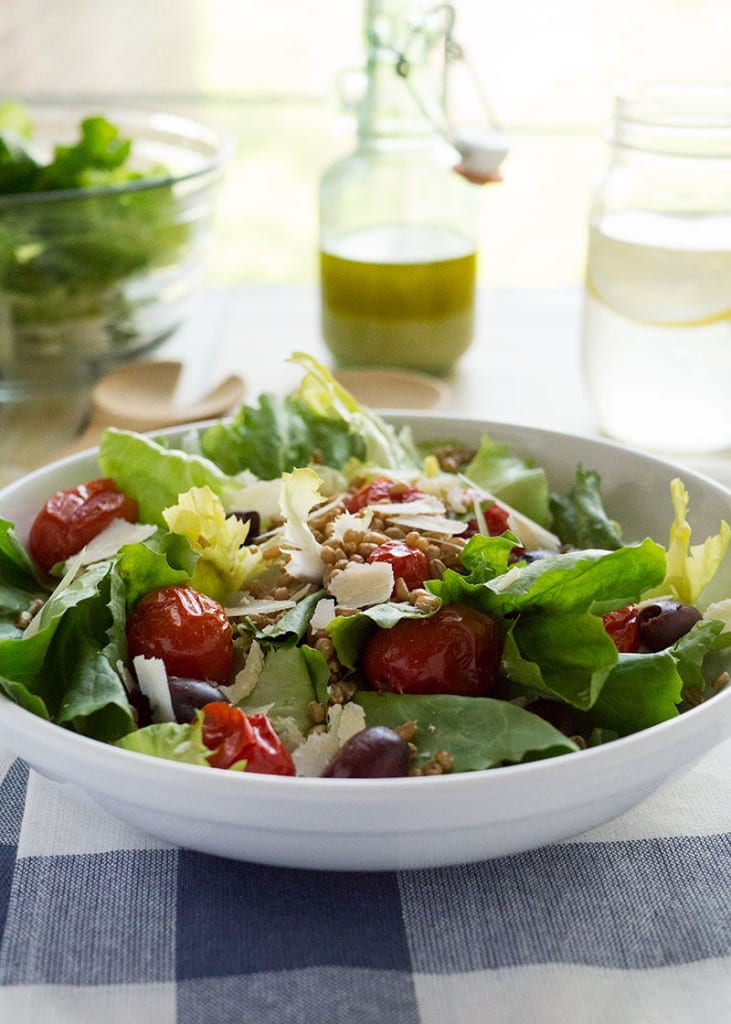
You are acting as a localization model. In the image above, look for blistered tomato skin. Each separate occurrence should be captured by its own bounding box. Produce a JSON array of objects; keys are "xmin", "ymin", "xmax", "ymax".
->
[
  {"xmin": 29, "ymin": 478, "xmax": 139, "ymax": 574},
  {"xmin": 362, "ymin": 603, "xmax": 503, "ymax": 697},
  {"xmin": 346, "ymin": 477, "xmax": 424, "ymax": 513},
  {"xmin": 463, "ymin": 501, "xmax": 511, "ymax": 539},
  {"xmin": 602, "ymin": 604, "xmax": 641, "ymax": 653},
  {"xmin": 367, "ymin": 539, "xmax": 429, "ymax": 594},
  {"xmin": 126, "ymin": 585, "xmax": 233, "ymax": 684},
  {"xmin": 200, "ymin": 703, "xmax": 295, "ymax": 775}
]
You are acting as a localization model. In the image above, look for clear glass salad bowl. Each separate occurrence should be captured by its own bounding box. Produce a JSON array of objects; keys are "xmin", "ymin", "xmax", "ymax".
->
[
  {"xmin": 0, "ymin": 102, "xmax": 233, "ymax": 403},
  {"xmin": 0, "ymin": 414, "xmax": 729, "ymax": 871}
]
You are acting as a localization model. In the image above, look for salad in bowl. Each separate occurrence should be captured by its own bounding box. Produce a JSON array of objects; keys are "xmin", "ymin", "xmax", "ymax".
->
[{"xmin": 1, "ymin": 353, "xmax": 729, "ymax": 791}]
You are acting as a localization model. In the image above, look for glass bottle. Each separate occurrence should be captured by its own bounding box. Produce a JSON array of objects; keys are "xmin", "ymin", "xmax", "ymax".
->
[
  {"xmin": 581, "ymin": 82, "xmax": 731, "ymax": 454},
  {"xmin": 318, "ymin": 0, "xmax": 481, "ymax": 376}
]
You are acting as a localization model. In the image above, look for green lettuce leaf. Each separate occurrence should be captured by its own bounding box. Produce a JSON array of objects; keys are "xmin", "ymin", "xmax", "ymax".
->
[
  {"xmin": 0, "ymin": 518, "xmax": 48, "ymax": 637},
  {"xmin": 115, "ymin": 532, "xmax": 196, "ymax": 607},
  {"xmin": 0, "ymin": 561, "xmax": 134, "ymax": 738},
  {"xmin": 292, "ymin": 352, "xmax": 421, "ymax": 470},
  {"xmin": 464, "ymin": 434, "xmax": 550, "ymax": 525},
  {"xmin": 356, "ymin": 691, "xmax": 578, "ymax": 771},
  {"xmin": 200, "ymin": 390, "xmax": 364, "ymax": 478},
  {"xmin": 115, "ymin": 717, "xmax": 212, "ymax": 766},
  {"xmin": 549, "ymin": 465, "xmax": 623, "ymax": 550},
  {"xmin": 239, "ymin": 645, "xmax": 327, "ymax": 737},
  {"xmin": 587, "ymin": 651, "xmax": 683, "ymax": 735},
  {"xmin": 98, "ymin": 428, "xmax": 240, "ymax": 526}
]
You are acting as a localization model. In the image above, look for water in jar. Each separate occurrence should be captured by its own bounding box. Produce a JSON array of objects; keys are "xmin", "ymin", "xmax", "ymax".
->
[
  {"xmin": 582, "ymin": 209, "xmax": 731, "ymax": 453},
  {"xmin": 320, "ymin": 224, "xmax": 476, "ymax": 375}
]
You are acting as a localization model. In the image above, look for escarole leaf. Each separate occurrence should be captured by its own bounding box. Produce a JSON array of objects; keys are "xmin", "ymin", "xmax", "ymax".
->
[
  {"xmin": 356, "ymin": 691, "xmax": 578, "ymax": 771},
  {"xmin": 291, "ymin": 352, "xmax": 421, "ymax": 470},
  {"xmin": 162, "ymin": 486, "xmax": 263, "ymax": 603},
  {"xmin": 644, "ymin": 478, "xmax": 731, "ymax": 605}
]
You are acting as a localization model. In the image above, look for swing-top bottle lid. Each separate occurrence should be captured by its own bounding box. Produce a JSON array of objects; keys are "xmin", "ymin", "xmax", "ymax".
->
[{"xmin": 452, "ymin": 125, "xmax": 510, "ymax": 183}]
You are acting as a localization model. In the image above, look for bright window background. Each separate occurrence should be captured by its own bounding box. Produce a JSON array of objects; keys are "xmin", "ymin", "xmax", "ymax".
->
[{"xmin": 1, "ymin": 0, "xmax": 728, "ymax": 287}]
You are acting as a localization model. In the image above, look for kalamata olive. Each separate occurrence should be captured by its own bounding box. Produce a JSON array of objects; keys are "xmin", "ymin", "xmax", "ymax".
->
[
  {"xmin": 636, "ymin": 600, "xmax": 702, "ymax": 652},
  {"xmin": 168, "ymin": 676, "xmax": 230, "ymax": 724},
  {"xmin": 526, "ymin": 698, "xmax": 584, "ymax": 737},
  {"xmin": 321, "ymin": 726, "xmax": 412, "ymax": 778},
  {"xmin": 227, "ymin": 509, "xmax": 261, "ymax": 539},
  {"xmin": 509, "ymin": 547, "xmax": 556, "ymax": 565}
]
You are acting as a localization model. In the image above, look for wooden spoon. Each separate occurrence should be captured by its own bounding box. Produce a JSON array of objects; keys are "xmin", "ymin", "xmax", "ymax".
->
[{"xmin": 65, "ymin": 360, "xmax": 245, "ymax": 454}]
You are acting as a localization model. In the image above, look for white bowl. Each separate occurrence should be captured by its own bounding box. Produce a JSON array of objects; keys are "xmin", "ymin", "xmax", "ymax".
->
[{"xmin": 0, "ymin": 415, "xmax": 729, "ymax": 871}]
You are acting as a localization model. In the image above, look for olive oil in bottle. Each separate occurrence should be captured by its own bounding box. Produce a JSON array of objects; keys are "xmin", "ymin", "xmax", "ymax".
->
[{"xmin": 320, "ymin": 224, "xmax": 476, "ymax": 374}]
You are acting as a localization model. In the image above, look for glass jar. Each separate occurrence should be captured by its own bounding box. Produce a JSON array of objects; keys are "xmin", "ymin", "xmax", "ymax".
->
[
  {"xmin": 581, "ymin": 82, "xmax": 731, "ymax": 454},
  {"xmin": 318, "ymin": 0, "xmax": 481, "ymax": 376}
]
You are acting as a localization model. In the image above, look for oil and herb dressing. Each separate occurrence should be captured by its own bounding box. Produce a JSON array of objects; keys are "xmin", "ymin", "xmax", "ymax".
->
[{"xmin": 320, "ymin": 224, "xmax": 476, "ymax": 375}]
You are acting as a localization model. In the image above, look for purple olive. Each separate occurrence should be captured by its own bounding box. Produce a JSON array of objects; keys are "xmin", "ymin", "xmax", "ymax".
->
[
  {"xmin": 509, "ymin": 547, "xmax": 556, "ymax": 565},
  {"xmin": 227, "ymin": 509, "xmax": 261, "ymax": 539},
  {"xmin": 636, "ymin": 600, "xmax": 702, "ymax": 652},
  {"xmin": 168, "ymin": 676, "xmax": 229, "ymax": 724},
  {"xmin": 322, "ymin": 726, "xmax": 412, "ymax": 778},
  {"xmin": 526, "ymin": 698, "xmax": 584, "ymax": 737}
]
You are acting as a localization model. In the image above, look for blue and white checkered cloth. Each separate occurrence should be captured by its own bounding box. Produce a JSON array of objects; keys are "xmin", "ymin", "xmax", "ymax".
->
[{"xmin": 1, "ymin": 739, "xmax": 729, "ymax": 1024}]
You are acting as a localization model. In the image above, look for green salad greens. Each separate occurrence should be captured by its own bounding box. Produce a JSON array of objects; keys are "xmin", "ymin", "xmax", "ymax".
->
[
  {"xmin": 0, "ymin": 353, "xmax": 729, "ymax": 778},
  {"xmin": 0, "ymin": 101, "xmax": 189, "ymax": 355}
]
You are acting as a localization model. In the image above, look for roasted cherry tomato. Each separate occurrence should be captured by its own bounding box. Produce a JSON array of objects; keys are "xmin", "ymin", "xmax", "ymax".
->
[
  {"xmin": 346, "ymin": 476, "xmax": 424, "ymax": 513},
  {"xmin": 29, "ymin": 477, "xmax": 138, "ymax": 573},
  {"xmin": 127, "ymin": 585, "xmax": 233, "ymax": 683},
  {"xmin": 362, "ymin": 603, "xmax": 503, "ymax": 697},
  {"xmin": 602, "ymin": 604, "xmax": 640, "ymax": 653},
  {"xmin": 367, "ymin": 539, "xmax": 430, "ymax": 594},
  {"xmin": 463, "ymin": 500, "xmax": 511, "ymax": 539},
  {"xmin": 200, "ymin": 702, "xmax": 295, "ymax": 775}
]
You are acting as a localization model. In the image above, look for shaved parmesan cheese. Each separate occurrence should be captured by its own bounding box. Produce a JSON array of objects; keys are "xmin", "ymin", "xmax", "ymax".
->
[
  {"xmin": 292, "ymin": 703, "xmax": 367, "ymax": 777},
  {"xmin": 225, "ymin": 598, "xmax": 296, "ymax": 617},
  {"xmin": 505, "ymin": 510, "xmax": 561, "ymax": 552},
  {"xmin": 367, "ymin": 495, "xmax": 445, "ymax": 516},
  {"xmin": 133, "ymin": 655, "xmax": 175, "ymax": 724},
  {"xmin": 67, "ymin": 519, "xmax": 157, "ymax": 572},
  {"xmin": 310, "ymin": 598, "xmax": 337, "ymax": 631},
  {"xmin": 388, "ymin": 513, "xmax": 467, "ymax": 535},
  {"xmin": 228, "ymin": 477, "xmax": 283, "ymax": 522},
  {"xmin": 221, "ymin": 639, "xmax": 265, "ymax": 705},
  {"xmin": 458, "ymin": 472, "xmax": 561, "ymax": 552},
  {"xmin": 23, "ymin": 521, "xmax": 157, "ymax": 639},
  {"xmin": 705, "ymin": 598, "xmax": 731, "ymax": 630},
  {"xmin": 275, "ymin": 716, "xmax": 307, "ymax": 753},
  {"xmin": 328, "ymin": 561, "xmax": 394, "ymax": 609},
  {"xmin": 330, "ymin": 509, "xmax": 374, "ymax": 540}
]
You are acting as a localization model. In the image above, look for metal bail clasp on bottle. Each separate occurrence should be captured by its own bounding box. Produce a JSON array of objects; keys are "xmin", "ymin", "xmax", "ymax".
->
[{"xmin": 318, "ymin": 0, "xmax": 483, "ymax": 375}]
